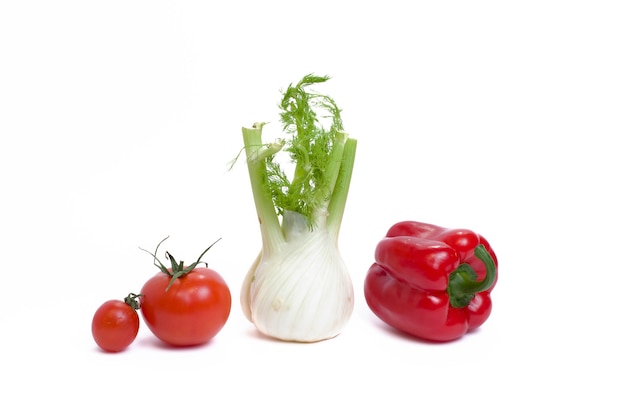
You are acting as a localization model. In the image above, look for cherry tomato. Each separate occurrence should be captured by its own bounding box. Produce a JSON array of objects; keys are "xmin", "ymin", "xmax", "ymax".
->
[
  {"xmin": 92, "ymin": 293, "xmax": 141, "ymax": 353},
  {"xmin": 139, "ymin": 237, "xmax": 231, "ymax": 347},
  {"xmin": 140, "ymin": 267, "xmax": 231, "ymax": 346}
]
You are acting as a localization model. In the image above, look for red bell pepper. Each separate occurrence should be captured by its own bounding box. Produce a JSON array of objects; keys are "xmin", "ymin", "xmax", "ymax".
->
[{"xmin": 364, "ymin": 221, "xmax": 498, "ymax": 342}]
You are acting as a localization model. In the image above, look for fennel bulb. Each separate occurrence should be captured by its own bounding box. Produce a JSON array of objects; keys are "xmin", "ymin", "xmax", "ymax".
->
[{"xmin": 239, "ymin": 74, "xmax": 357, "ymax": 342}]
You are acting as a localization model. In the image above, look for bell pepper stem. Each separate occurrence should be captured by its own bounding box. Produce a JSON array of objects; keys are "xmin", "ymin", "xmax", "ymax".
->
[{"xmin": 447, "ymin": 244, "xmax": 496, "ymax": 308}]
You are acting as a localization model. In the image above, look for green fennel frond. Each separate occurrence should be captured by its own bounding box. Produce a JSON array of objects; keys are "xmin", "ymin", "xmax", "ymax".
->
[{"xmin": 265, "ymin": 74, "xmax": 345, "ymax": 227}]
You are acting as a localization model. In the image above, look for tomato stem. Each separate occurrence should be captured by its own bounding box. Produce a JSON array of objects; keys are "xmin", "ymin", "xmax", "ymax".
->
[
  {"xmin": 139, "ymin": 237, "xmax": 222, "ymax": 291},
  {"xmin": 124, "ymin": 293, "xmax": 143, "ymax": 310}
]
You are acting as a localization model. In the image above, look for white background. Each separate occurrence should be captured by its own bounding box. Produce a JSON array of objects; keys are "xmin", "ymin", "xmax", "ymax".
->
[{"xmin": 1, "ymin": 1, "xmax": 624, "ymax": 415}]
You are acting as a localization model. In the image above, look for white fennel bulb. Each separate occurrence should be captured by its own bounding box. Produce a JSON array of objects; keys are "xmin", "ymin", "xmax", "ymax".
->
[{"xmin": 241, "ymin": 210, "xmax": 354, "ymax": 342}]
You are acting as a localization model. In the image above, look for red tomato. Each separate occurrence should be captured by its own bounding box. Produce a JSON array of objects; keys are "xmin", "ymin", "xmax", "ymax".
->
[
  {"xmin": 92, "ymin": 294, "xmax": 141, "ymax": 353},
  {"xmin": 140, "ymin": 267, "xmax": 231, "ymax": 347}
]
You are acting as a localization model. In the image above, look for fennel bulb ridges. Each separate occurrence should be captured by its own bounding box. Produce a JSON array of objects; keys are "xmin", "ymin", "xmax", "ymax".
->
[{"xmin": 244, "ymin": 211, "xmax": 354, "ymax": 342}]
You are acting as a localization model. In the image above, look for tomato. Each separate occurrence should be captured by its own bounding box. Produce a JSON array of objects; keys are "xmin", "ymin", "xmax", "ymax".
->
[
  {"xmin": 140, "ymin": 267, "xmax": 231, "ymax": 346},
  {"xmin": 92, "ymin": 294, "xmax": 141, "ymax": 353},
  {"xmin": 138, "ymin": 237, "xmax": 231, "ymax": 347}
]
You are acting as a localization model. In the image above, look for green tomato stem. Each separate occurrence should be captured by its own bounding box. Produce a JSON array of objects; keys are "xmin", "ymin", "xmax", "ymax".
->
[{"xmin": 124, "ymin": 293, "xmax": 142, "ymax": 310}]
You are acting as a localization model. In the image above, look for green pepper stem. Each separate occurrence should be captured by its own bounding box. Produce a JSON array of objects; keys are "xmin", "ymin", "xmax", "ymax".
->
[{"xmin": 447, "ymin": 244, "xmax": 497, "ymax": 308}]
